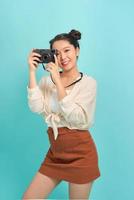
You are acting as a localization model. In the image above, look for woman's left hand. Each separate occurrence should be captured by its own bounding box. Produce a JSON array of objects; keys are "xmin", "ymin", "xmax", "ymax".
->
[{"xmin": 45, "ymin": 55, "xmax": 61, "ymax": 84}]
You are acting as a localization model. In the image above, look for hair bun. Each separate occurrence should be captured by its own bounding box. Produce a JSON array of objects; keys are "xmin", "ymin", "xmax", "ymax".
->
[{"xmin": 68, "ymin": 29, "xmax": 81, "ymax": 40}]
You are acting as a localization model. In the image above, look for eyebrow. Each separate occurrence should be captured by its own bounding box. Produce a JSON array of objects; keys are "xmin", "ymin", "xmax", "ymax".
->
[{"xmin": 56, "ymin": 46, "xmax": 71, "ymax": 52}]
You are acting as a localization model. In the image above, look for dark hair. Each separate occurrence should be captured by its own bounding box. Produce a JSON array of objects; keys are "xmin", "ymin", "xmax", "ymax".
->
[{"xmin": 49, "ymin": 29, "xmax": 81, "ymax": 49}]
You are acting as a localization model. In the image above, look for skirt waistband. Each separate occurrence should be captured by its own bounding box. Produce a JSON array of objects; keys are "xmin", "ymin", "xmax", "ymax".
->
[{"xmin": 47, "ymin": 126, "xmax": 89, "ymax": 135}]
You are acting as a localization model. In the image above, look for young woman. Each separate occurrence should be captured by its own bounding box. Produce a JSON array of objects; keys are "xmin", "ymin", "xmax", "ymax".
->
[{"xmin": 22, "ymin": 29, "xmax": 101, "ymax": 199}]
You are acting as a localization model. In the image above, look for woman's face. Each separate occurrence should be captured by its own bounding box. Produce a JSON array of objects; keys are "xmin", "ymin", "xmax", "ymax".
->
[{"xmin": 52, "ymin": 40, "xmax": 79, "ymax": 72}]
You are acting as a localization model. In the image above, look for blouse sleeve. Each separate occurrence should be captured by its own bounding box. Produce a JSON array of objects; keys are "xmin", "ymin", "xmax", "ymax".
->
[
  {"xmin": 27, "ymin": 76, "xmax": 47, "ymax": 114},
  {"xmin": 58, "ymin": 78, "xmax": 97, "ymax": 128}
]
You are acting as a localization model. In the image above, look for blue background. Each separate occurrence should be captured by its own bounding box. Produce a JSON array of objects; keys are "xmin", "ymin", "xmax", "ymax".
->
[{"xmin": 0, "ymin": 0, "xmax": 134, "ymax": 199}]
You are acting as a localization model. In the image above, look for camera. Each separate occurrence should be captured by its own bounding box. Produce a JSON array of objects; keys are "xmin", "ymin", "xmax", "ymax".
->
[{"xmin": 33, "ymin": 49, "xmax": 58, "ymax": 63}]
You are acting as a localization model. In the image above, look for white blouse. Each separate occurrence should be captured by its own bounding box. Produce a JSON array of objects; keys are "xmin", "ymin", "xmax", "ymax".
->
[
  {"xmin": 47, "ymin": 88, "xmax": 71, "ymax": 127},
  {"xmin": 27, "ymin": 73, "xmax": 97, "ymax": 140}
]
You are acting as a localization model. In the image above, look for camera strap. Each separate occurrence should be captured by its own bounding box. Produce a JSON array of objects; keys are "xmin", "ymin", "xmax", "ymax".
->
[
  {"xmin": 41, "ymin": 63, "xmax": 83, "ymax": 88},
  {"xmin": 51, "ymin": 71, "xmax": 83, "ymax": 88}
]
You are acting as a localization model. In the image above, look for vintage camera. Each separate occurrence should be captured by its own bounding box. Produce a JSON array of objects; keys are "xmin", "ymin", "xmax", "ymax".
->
[{"xmin": 33, "ymin": 49, "xmax": 58, "ymax": 63}]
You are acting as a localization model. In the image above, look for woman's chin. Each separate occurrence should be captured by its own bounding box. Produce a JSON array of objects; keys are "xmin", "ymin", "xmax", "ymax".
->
[{"xmin": 60, "ymin": 64, "xmax": 73, "ymax": 71}]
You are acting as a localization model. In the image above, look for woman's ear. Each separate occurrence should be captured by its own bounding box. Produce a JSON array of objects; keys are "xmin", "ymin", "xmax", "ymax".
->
[{"xmin": 76, "ymin": 47, "xmax": 80, "ymax": 57}]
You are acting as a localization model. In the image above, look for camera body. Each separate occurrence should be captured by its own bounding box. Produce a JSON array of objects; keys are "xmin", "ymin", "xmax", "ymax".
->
[{"xmin": 33, "ymin": 49, "xmax": 58, "ymax": 63}]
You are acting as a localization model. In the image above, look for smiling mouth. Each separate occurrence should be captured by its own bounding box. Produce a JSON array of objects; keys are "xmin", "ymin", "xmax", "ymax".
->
[{"xmin": 61, "ymin": 61, "xmax": 70, "ymax": 66}]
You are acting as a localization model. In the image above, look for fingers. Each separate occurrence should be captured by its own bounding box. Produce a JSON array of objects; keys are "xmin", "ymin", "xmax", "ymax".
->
[
  {"xmin": 31, "ymin": 52, "xmax": 41, "ymax": 57},
  {"xmin": 31, "ymin": 48, "xmax": 41, "ymax": 56},
  {"xmin": 54, "ymin": 54, "xmax": 58, "ymax": 66},
  {"xmin": 28, "ymin": 49, "xmax": 59, "ymax": 72},
  {"xmin": 29, "ymin": 49, "xmax": 41, "ymax": 58},
  {"xmin": 45, "ymin": 65, "xmax": 52, "ymax": 72},
  {"xmin": 45, "ymin": 62, "xmax": 56, "ymax": 72},
  {"xmin": 32, "ymin": 61, "xmax": 39, "ymax": 68},
  {"xmin": 33, "ymin": 56, "xmax": 41, "ymax": 62},
  {"xmin": 45, "ymin": 63, "xmax": 52, "ymax": 69},
  {"xmin": 47, "ymin": 62, "xmax": 55, "ymax": 67},
  {"xmin": 28, "ymin": 50, "xmax": 41, "ymax": 63},
  {"xmin": 28, "ymin": 48, "xmax": 42, "ymax": 71}
]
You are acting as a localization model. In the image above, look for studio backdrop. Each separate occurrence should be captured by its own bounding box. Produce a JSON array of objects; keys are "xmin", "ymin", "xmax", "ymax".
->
[{"xmin": 0, "ymin": 0, "xmax": 134, "ymax": 199}]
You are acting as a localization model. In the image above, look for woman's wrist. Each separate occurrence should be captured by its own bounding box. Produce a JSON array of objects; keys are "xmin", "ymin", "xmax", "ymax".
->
[
  {"xmin": 28, "ymin": 70, "xmax": 37, "ymax": 89},
  {"xmin": 55, "ymin": 78, "xmax": 63, "ymax": 87},
  {"xmin": 55, "ymin": 79, "xmax": 67, "ymax": 101},
  {"xmin": 29, "ymin": 69, "xmax": 36, "ymax": 74}
]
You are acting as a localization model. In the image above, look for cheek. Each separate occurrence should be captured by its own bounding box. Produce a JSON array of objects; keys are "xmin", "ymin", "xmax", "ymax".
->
[
  {"xmin": 71, "ymin": 53, "xmax": 77, "ymax": 61},
  {"xmin": 68, "ymin": 51, "xmax": 76, "ymax": 60}
]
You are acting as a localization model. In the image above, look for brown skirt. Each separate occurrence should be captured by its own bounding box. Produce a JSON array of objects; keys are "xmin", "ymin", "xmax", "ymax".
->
[{"xmin": 38, "ymin": 127, "xmax": 101, "ymax": 184}]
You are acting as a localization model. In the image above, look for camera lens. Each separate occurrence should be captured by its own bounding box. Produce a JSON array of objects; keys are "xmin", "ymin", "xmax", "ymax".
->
[
  {"xmin": 43, "ymin": 55, "xmax": 48, "ymax": 59},
  {"xmin": 42, "ymin": 53, "xmax": 51, "ymax": 63}
]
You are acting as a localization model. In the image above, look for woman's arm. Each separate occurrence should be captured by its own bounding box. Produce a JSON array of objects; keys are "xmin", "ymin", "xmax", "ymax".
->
[
  {"xmin": 28, "ymin": 49, "xmax": 41, "ymax": 88},
  {"xmin": 28, "ymin": 71, "xmax": 37, "ymax": 89},
  {"xmin": 58, "ymin": 78, "xmax": 97, "ymax": 128},
  {"xmin": 27, "ymin": 77, "xmax": 47, "ymax": 114},
  {"xmin": 55, "ymin": 78, "xmax": 67, "ymax": 101},
  {"xmin": 27, "ymin": 50, "xmax": 47, "ymax": 114}
]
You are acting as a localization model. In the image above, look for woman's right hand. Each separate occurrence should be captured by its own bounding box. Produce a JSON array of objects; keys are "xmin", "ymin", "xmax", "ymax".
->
[{"xmin": 28, "ymin": 49, "xmax": 41, "ymax": 72}]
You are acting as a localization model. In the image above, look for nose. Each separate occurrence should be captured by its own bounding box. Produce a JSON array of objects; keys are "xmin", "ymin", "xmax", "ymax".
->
[{"xmin": 60, "ymin": 52, "xmax": 66, "ymax": 60}]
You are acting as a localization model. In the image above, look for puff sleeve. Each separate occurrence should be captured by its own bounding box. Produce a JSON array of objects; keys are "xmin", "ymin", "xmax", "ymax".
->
[
  {"xmin": 27, "ymin": 77, "xmax": 47, "ymax": 114},
  {"xmin": 58, "ymin": 78, "xmax": 97, "ymax": 129}
]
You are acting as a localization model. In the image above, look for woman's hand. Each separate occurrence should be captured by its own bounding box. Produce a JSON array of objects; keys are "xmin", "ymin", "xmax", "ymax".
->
[
  {"xmin": 45, "ymin": 55, "xmax": 61, "ymax": 84},
  {"xmin": 28, "ymin": 49, "xmax": 41, "ymax": 72}
]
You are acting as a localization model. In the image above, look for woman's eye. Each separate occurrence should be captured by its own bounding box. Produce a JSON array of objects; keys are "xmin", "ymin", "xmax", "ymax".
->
[{"xmin": 65, "ymin": 49, "xmax": 70, "ymax": 52}]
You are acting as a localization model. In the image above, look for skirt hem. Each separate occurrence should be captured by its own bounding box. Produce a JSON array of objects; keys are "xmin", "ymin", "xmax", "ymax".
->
[{"xmin": 38, "ymin": 166, "xmax": 101, "ymax": 184}]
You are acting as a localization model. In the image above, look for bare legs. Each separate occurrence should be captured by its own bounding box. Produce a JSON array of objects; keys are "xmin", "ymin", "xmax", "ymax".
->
[
  {"xmin": 22, "ymin": 172, "xmax": 61, "ymax": 199},
  {"xmin": 22, "ymin": 172, "xmax": 94, "ymax": 199},
  {"xmin": 69, "ymin": 181, "xmax": 94, "ymax": 200}
]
